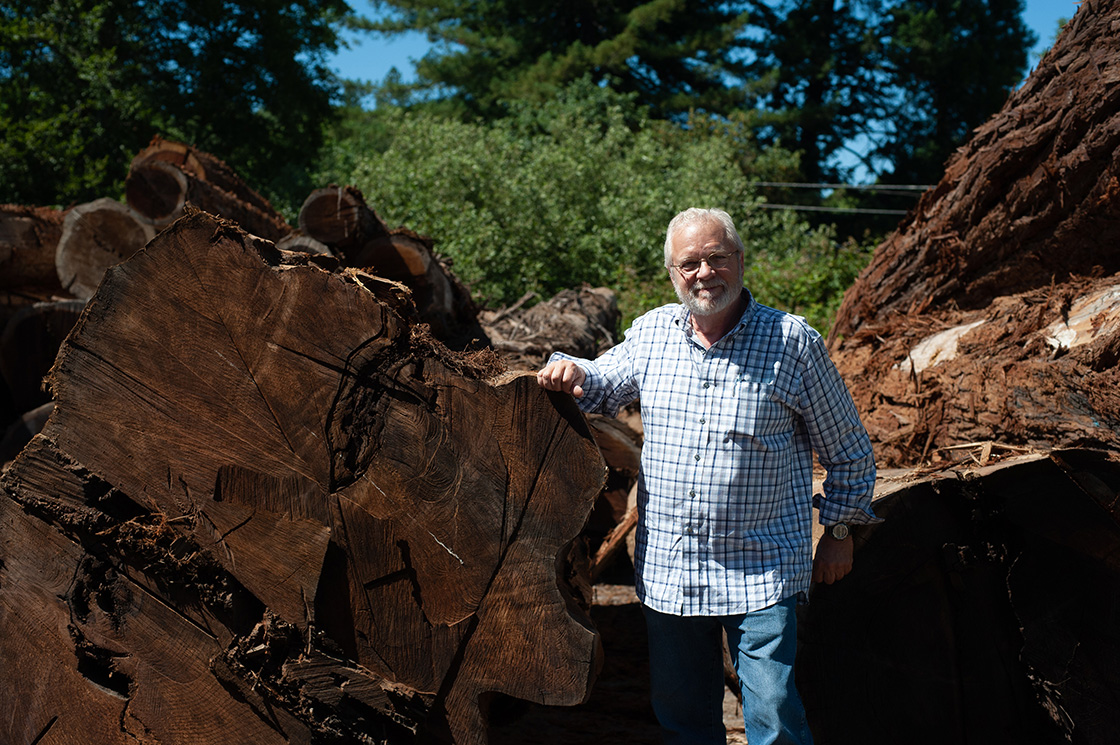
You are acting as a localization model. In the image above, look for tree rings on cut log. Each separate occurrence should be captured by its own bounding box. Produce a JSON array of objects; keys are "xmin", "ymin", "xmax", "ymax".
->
[
  {"xmin": 1, "ymin": 211, "xmax": 605, "ymax": 744},
  {"xmin": 55, "ymin": 198, "xmax": 156, "ymax": 300}
]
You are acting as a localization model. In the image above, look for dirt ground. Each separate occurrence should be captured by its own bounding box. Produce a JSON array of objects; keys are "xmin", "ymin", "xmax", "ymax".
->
[{"xmin": 488, "ymin": 582, "xmax": 748, "ymax": 745}]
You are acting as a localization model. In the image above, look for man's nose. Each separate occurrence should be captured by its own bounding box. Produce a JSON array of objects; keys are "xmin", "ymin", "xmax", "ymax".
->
[{"xmin": 695, "ymin": 259, "xmax": 717, "ymax": 279}]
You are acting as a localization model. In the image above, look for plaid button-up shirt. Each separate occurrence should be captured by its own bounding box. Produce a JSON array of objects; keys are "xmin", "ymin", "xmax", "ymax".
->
[{"xmin": 553, "ymin": 291, "xmax": 878, "ymax": 615}]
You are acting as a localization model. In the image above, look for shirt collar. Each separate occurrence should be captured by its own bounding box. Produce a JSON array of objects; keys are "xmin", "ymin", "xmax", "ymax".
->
[{"xmin": 675, "ymin": 288, "xmax": 757, "ymax": 341}]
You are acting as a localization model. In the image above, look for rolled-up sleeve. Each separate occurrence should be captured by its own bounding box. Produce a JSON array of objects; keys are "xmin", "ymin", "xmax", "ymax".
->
[{"xmin": 797, "ymin": 332, "xmax": 880, "ymax": 526}]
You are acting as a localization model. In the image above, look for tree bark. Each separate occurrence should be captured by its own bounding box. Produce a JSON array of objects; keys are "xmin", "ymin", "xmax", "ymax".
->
[
  {"xmin": 831, "ymin": 1, "xmax": 1120, "ymax": 337},
  {"xmin": 0, "ymin": 212, "xmax": 605, "ymax": 744},
  {"xmin": 827, "ymin": 0, "xmax": 1120, "ymax": 468}
]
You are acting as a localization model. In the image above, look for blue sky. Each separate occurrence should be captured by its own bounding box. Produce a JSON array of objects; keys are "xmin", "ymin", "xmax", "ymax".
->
[{"xmin": 329, "ymin": 0, "xmax": 1079, "ymax": 88}]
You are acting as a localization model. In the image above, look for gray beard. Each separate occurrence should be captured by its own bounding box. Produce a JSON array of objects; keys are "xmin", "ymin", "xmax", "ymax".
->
[{"xmin": 673, "ymin": 275, "xmax": 741, "ymax": 317}]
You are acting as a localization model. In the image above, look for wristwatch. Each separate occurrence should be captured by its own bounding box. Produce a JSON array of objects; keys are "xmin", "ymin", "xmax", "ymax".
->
[{"xmin": 828, "ymin": 522, "xmax": 850, "ymax": 540}]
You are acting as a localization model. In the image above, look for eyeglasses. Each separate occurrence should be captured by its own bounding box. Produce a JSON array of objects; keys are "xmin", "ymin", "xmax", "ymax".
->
[{"xmin": 671, "ymin": 252, "xmax": 736, "ymax": 277}]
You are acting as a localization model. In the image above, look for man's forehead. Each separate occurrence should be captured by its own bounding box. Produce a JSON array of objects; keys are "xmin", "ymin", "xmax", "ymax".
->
[{"xmin": 671, "ymin": 221, "xmax": 730, "ymax": 253}]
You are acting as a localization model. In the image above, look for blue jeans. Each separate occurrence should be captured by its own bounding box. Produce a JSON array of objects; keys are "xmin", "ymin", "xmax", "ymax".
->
[{"xmin": 643, "ymin": 596, "xmax": 813, "ymax": 745}]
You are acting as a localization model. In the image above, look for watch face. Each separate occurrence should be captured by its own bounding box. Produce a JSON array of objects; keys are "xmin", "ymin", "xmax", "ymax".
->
[{"xmin": 830, "ymin": 523, "xmax": 849, "ymax": 540}]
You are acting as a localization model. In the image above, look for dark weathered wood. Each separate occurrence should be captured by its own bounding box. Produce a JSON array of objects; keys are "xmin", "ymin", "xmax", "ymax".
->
[
  {"xmin": 589, "ymin": 499, "xmax": 637, "ymax": 583},
  {"xmin": 827, "ymin": 0, "xmax": 1120, "ymax": 468},
  {"xmin": 798, "ymin": 450, "xmax": 1120, "ymax": 745},
  {"xmin": 480, "ymin": 287, "xmax": 619, "ymax": 373},
  {"xmin": 0, "ymin": 299, "xmax": 84, "ymax": 416},
  {"xmin": 1, "ymin": 212, "xmax": 605, "ymax": 744},
  {"xmin": 0, "ymin": 204, "xmax": 68, "ymax": 296},
  {"xmin": 55, "ymin": 198, "xmax": 156, "ymax": 300},
  {"xmin": 0, "ymin": 401, "xmax": 52, "ymax": 467},
  {"xmin": 126, "ymin": 138, "xmax": 291, "ymax": 241}
]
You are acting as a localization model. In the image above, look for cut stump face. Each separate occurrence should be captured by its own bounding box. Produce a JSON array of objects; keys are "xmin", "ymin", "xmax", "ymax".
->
[{"xmin": 1, "ymin": 212, "xmax": 605, "ymax": 745}]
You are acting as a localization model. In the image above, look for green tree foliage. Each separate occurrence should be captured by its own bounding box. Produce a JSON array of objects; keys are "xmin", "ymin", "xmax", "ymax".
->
[
  {"xmin": 0, "ymin": 0, "xmax": 353, "ymax": 208},
  {"xmin": 746, "ymin": 0, "xmax": 1035, "ymax": 186},
  {"xmin": 875, "ymin": 0, "xmax": 1037, "ymax": 184},
  {"xmin": 365, "ymin": 0, "xmax": 1035, "ymax": 191},
  {"xmin": 363, "ymin": 0, "xmax": 753, "ymax": 120},
  {"xmin": 317, "ymin": 80, "xmax": 868, "ymax": 333},
  {"xmin": 743, "ymin": 0, "xmax": 882, "ymax": 185}
]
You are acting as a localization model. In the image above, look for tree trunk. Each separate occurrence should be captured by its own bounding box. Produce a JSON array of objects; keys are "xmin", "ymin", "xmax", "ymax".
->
[
  {"xmin": 0, "ymin": 212, "xmax": 605, "ymax": 745},
  {"xmin": 298, "ymin": 185, "xmax": 488, "ymax": 351},
  {"xmin": 55, "ymin": 198, "xmax": 156, "ymax": 300},
  {"xmin": 827, "ymin": 0, "xmax": 1120, "ymax": 468},
  {"xmin": 126, "ymin": 138, "xmax": 291, "ymax": 241}
]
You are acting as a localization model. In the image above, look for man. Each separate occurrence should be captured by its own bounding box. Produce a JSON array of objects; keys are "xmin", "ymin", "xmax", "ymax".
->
[{"xmin": 537, "ymin": 208, "xmax": 879, "ymax": 745}]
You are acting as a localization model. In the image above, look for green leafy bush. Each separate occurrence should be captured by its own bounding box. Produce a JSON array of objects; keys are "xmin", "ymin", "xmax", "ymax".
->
[{"xmin": 318, "ymin": 79, "xmax": 872, "ymax": 335}]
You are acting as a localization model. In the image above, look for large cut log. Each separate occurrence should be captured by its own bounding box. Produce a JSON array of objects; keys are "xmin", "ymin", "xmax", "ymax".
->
[
  {"xmin": 827, "ymin": 0, "xmax": 1120, "ymax": 467},
  {"xmin": 55, "ymin": 198, "xmax": 156, "ymax": 300},
  {"xmin": 798, "ymin": 449, "xmax": 1120, "ymax": 744},
  {"xmin": 126, "ymin": 136, "xmax": 291, "ymax": 241},
  {"xmin": 0, "ymin": 212, "xmax": 605, "ymax": 745},
  {"xmin": 298, "ymin": 185, "xmax": 488, "ymax": 351},
  {"xmin": 0, "ymin": 204, "xmax": 68, "ymax": 297}
]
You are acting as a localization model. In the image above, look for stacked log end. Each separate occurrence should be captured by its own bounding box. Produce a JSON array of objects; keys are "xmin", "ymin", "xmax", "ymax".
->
[
  {"xmin": 0, "ymin": 204, "xmax": 67, "ymax": 300},
  {"xmin": 126, "ymin": 135, "xmax": 292, "ymax": 241},
  {"xmin": 1, "ymin": 212, "xmax": 606, "ymax": 745},
  {"xmin": 298, "ymin": 185, "xmax": 489, "ymax": 351}
]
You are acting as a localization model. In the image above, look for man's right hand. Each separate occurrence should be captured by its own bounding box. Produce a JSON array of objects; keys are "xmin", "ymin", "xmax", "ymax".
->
[{"xmin": 536, "ymin": 360, "xmax": 586, "ymax": 398}]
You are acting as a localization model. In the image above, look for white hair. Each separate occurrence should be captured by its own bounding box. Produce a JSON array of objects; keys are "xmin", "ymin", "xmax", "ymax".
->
[{"xmin": 663, "ymin": 208, "xmax": 745, "ymax": 267}]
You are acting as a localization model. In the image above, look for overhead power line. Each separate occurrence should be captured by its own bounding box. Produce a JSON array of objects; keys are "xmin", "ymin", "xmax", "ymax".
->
[
  {"xmin": 756, "ymin": 203, "xmax": 911, "ymax": 216},
  {"xmin": 749, "ymin": 181, "xmax": 934, "ymax": 192}
]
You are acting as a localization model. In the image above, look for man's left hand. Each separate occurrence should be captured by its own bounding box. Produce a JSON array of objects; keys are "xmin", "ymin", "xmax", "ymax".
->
[{"xmin": 812, "ymin": 533, "xmax": 854, "ymax": 584}]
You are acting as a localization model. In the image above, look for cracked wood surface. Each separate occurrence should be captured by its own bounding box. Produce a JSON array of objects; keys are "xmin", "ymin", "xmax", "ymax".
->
[{"xmin": 0, "ymin": 212, "xmax": 605, "ymax": 744}]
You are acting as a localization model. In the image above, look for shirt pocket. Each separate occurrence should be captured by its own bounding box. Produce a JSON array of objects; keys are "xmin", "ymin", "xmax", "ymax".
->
[{"xmin": 727, "ymin": 380, "xmax": 794, "ymax": 452}]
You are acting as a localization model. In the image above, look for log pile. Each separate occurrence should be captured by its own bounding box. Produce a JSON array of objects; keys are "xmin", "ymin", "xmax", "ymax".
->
[
  {"xmin": 1, "ymin": 212, "xmax": 606, "ymax": 745},
  {"xmin": 297, "ymin": 185, "xmax": 489, "ymax": 351},
  {"xmin": 0, "ymin": 139, "xmax": 497, "ymax": 464}
]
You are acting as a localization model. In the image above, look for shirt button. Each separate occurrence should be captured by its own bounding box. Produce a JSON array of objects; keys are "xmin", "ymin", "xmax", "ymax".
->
[
  {"xmin": 703, "ymin": 382, "xmax": 710, "ymax": 388},
  {"xmin": 699, "ymin": 417, "xmax": 705, "ymax": 424},
  {"xmin": 689, "ymin": 489, "xmax": 696, "ymax": 497},
  {"xmin": 694, "ymin": 454, "xmax": 701, "ymax": 461}
]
